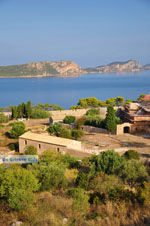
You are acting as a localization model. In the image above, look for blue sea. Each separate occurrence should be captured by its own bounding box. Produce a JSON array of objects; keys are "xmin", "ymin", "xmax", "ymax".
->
[{"xmin": 0, "ymin": 71, "xmax": 150, "ymax": 109}]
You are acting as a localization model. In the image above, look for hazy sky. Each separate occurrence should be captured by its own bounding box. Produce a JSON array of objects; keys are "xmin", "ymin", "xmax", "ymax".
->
[{"xmin": 0, "ymin": 0, "xmax": 150, "ymax": 67}]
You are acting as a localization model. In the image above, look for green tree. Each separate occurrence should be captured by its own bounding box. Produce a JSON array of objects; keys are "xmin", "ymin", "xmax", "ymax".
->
[
  {"xmin": 31, "ymin": 108, "xmax": 50, "ymax": 119},
  {"xmin": 10, "ymin": 121, "xmax": 25, "ymax": 138},
  {"xmin": 17, "ymin": 104, "xmax": 24, "ymax": 118},
  {"xmin": 105, "ymin": 106, "xmax": 117, "ymax": 132},
  {"xmin": 47, "ymin": 122, "xmax": 63, "ymax": 136},
  {"xmin": 137, "ymin": 94, "xmax": 146, "ymax": 102},
  {"xmin": 119, "ymin": 160, "xmax": 148, "ymax": 187},
  {"xmin": 115, "ymin": 97, "xmax": 124, "ymax": 106},
  {"xmin": 77, "ymin": 98, "xmax": 88, "ymax": 108},
  {"xmin": 86, "ymin": 108, "xmax": 100, "ymax": 116},
  {"xmin": 25, "ymin": 101, "xmax": 32, "ymax": 118},
  {"xmin": 90, "ymin": 150, "xmax": 124, "ymax": 175},
  {"xmin": 106, "ymin": 98, "xmax": 116, "ymax": 106},
  {"xmin": 11, "ymin": 106, "xmax": 18, "ymax": 119}
]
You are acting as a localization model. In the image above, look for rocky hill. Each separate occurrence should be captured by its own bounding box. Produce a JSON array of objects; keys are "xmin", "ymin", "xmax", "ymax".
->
[
  {"xmin": 0, "ymin": 59, "xmax": 150, "ymax": 77},
  {"xmin": 86, "ymin": 60, "xmax": 146, "ymax": 74},
  {"xmin": 0, "ymin": 61, "xmax": 85, "ymax": 77}
]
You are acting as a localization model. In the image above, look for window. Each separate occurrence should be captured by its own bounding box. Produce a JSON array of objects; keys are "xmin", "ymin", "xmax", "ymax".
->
[
  {"xmin": 57, "ymin": 147, "xmax": 60, "ymax": 151},
  {"xmin": 39, "ymin": 144, "xmax": 41, "ymax": 149},
  {"xmin": 25, "ymin": 140, "xmax": 27, "ymax": 145}
]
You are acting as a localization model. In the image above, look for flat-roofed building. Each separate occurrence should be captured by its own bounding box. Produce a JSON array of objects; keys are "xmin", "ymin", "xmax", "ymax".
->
[{"xmin": 19, "ymin": 131, "xmax": 82, "ymax": 154}]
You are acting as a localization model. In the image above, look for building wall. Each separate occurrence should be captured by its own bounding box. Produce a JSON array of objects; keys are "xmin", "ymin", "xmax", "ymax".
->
[
  {"xmin": 49, "ymin": 107, "xmax": 109, "ymax": 120},
  {"xmin": 116, "ymin": 123, "xmax": 132, "ymax": 135},
  {"xmin": 19, "ymin": 138, "xmax": 68, "ymax": 154}
]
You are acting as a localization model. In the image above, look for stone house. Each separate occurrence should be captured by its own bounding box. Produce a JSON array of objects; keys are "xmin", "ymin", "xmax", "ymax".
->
[
  {"xmin": 19, "ymin": 131, "xmax": 82, "ymax": 154},
  {"xmin": 121, "ymin": 95, "xmax": 150, "ymax": 133}
]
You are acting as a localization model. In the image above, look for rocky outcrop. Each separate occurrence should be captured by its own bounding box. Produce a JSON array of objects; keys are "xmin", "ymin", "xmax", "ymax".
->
[
  {"xmin": 86, "ymin": 60, "xmax": 144, "ymax": 74},
  {"xmin": 0, "ymin": 60, "xmax": 85, "ymax": 77},
  {"xmin": 0, "ymin": 59, "xmax": 150, "ymax": 78}
]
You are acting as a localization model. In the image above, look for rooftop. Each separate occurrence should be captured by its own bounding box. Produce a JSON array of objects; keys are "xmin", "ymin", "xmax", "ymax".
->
[
  {"xmin": 19, "ymin": 131, "xmax": 80, "ymax": 147},
  {"xmin": 141, "ymin": 94, "xmax": 150, "ymax": 102}
]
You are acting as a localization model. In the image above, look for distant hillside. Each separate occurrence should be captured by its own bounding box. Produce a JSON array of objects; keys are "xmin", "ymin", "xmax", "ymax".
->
[
  {"xmin": 0, "ymin": 59, "xmax": 150, "ymax": 78},
  {"xmin": 0, "ymin": 61, "xmax": 85, "ymax": 77},
  {"xmin": 86, "ymin": 60, "xmax": 149, "ymax": 74}
]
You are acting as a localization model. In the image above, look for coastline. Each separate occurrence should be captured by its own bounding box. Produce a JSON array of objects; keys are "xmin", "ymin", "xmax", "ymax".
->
[{"xmin": 0, "ymin": 69, "xmax": 149, "ymax": 79}]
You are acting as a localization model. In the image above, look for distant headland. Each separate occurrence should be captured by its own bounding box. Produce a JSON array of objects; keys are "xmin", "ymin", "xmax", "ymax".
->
[{"xmin": 0, "ymin": 59, "xmax": 150, "ymax": 78}]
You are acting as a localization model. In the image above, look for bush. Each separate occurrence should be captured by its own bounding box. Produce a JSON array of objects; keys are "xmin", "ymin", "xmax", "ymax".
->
[
  {"xmin": 37, "ymin": 162, "xmax": 67, "ymax": 191},
  {"xmin": 8, "ymin": 142, "xmax": 19, "ymax": 151},
  {"xmin": 76, "ymin": 172, "xmax": 89, "ymax": 189},
  {"xmin": 8, "ymin": 188, "xmax": 35, "ymax": 210},
  {"xmin": 0, "ymin": 166, "xmax": 39, "ymax": 210},
  {"xmin": 59, "ymin": 127, "xmax": 72, "ymax": 139},
  {"xmin": 86, "ymin": 108, "xmax": 100, "ymax": 116},
  {"xmin": 90, "ymin": 150, "xmax": 124, "ymax": 175},
  {"xmin": 10, "ymin": 121, "xmax": 25, "ymax": 138},
  {"xmin": 75, "ymin": 116, "xmax": 88, "ymax": 129},
  {"xmin": 0, "ymin": 113, "xmax": 9, "ymax": 123},
  {"xmin": 67, "ymin": 188, "xmax": 89, "ymax": 213},
  {"xmin": 63, "ymin": 115, "xmax": 76, "ymax": 124},
  {"xmin": 24, "ymin": 145, "xmax": 37, "ymax": 155},
  {"xmin": 71, "ymin": 129, "xmax": 84, "ymax": 140},
  {"xmin": 123, "ymin": 150, "xmax": 140, "ymax": 160},
  {"xmin": 31, "ymin": 108, "xmax": 50, "ymax": 119},
  {"xmin": 119, "ymin": 160, "xmax": 148, "ymax": 187},
  {"xmin": 47, "ymin": 122, "xmax": 62, "ymax": 136},
  {"xmin": 108, "ymin": 187, "xmax": 136, "ymax": 202},
  {"xmin": 85, "ymin": 115, "xmax": 104, "ymax": 128}
]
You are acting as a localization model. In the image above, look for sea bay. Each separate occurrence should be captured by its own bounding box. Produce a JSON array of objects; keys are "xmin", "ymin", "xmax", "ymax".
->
[{"xmin": 0, "ymin": 71, "xmax": 150, "ymax": 109}]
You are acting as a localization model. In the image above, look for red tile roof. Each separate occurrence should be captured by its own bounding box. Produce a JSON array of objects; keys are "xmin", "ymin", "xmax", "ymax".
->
[{"xmin": 141, "ymin": 94, "xmax": 150, "ymax": 102}]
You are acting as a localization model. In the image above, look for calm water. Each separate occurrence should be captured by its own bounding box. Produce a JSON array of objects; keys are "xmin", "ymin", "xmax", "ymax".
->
[{"xmin": 0, "ymin": 71, "xmax": 150, "ymax": 109}]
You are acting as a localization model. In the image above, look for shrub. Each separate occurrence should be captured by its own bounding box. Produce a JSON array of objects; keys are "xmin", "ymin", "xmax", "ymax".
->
[
  {"xmin": 0, "ymin": 166, "xmax": 39, "ymax": 210},
  {"xmin": 86, "ymin": 108, "xmax": 100, "ymax": 116},
  {"xmin": 85, "ymin": 115, "xmax": 104, "ymax": 128},
  {"xmin": 31, "ymin": 108, "xmax": 50, "ymax": 119},
  {"xmin": 123, "ymin": 149, "xmax": 140, "ymax": 160},
  {"xmin": 90, "ymin": 150, "xmax": 124, "ymax": 175},
  {"xmin": 71, "ymin": 129, "xmax": 84, "ymax": 140},
  {"xmin": 75, "ymin": 116, "xmax": 88, "ymax": 129},
  {"xmin": 76, "ymin": 172, "xmax": 89, "ymax": 189},
  {"xmin": 24, "ymin": 145, "xmax": 37, "ymax": 155},
  {"xmin": 119, "ymin": 160, "xmax": 148, "ymax": 187},
  {"xmin": 38, "ymin": 162, "xmax": 67, "ymax": 191},
  {"xmin": 8, "ymin": 142, "xmax": 19, "ymax": 151},
  {"xmin": 108, "ymin": 187, "xmax": 136, "ymax": 202},
  {"xmin": 0, "ymin": 113, "xmax": 9, "ymax": 123},
  {"xmin": 59, "ymin": 127, "xmax": 72, "ymax": 139},
  {"xmin": 63, "ymin": 115, "xmax": 76, "ymax": 124},
  {"xmin": 47, "ymin": 122, "xmax": 62, "ymax": 136},
  {"xmin": 67, "ymin": 188, "xmax": 89, "ymax": 213},
  {"xmin": 8, "ymin": 188, "xmax": 35, "ymax": 210},
  {"xmin": 9, "ymin": 121, "xmax": 25, "ymax": 138}
]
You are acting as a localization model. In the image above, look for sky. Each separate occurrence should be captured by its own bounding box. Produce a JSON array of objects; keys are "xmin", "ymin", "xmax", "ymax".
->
[{"xmin": 0, "ymin": 0, "xmax": 150, "ymax": 67}]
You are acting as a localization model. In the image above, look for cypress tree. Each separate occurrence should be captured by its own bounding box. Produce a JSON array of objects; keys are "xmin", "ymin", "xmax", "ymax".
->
[{"xmin": 105, "ymin": 105, "xmax": 117, "ymax": 132}]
